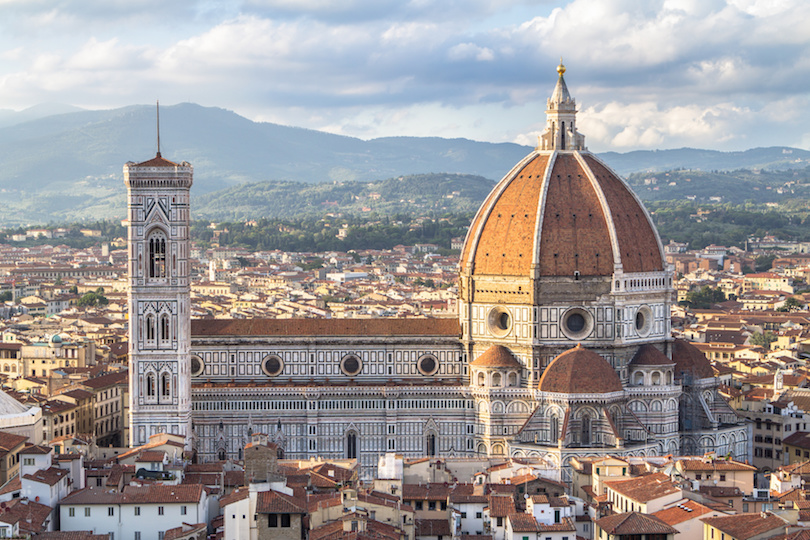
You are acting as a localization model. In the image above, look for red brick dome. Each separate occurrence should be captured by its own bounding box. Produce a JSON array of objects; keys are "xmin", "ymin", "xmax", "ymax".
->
[
  {"xmin": 539, "ymin": 344, "xmax": 623, "ymax": 394},
  {"xmin": 630, "ymin": 344, "xmax": 674, "ymax": 366},
  {"xmin": 672, "ymin": 339, "xmax": 714, "ymax": 380},
  {"xmin": 459, "ymin": 151, "xmax": 664, "ymax": 280},
  {"xmin": 470, "ymin": 345, "xmax": 522, "ymax": 369}
]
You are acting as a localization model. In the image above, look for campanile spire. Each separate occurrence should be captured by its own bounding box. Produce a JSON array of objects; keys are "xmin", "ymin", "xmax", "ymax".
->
[{"xmin": 538, "ymin": 60, "xmax": 586, "ymax": 151}]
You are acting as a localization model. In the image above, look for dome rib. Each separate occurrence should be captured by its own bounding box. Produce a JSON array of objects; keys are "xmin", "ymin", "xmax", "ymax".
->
[
  {"xmin": 460, "ymin": 151, "xmax": 543, "ymax": 274},
  {"xmin": 470, "ymin": 153, "xmax": 550, "ymax": 276},
  {"xmin": 582, "ymin": 154, "xmax": 664, "ymax": 273},
  {"xmin": 574, "ymin": 151, "xmax": 623, "ymax": 271}
]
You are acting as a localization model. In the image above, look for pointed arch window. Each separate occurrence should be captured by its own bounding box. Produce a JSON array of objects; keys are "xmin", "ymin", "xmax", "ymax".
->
[
  {"xmin": 145, "ymin": 314, "xmax": 156, "ymax": 342},
  {"xmin": 145, "ymin": 373, "xmax": 156, "ymax": 397},
  {"xmin": 581, "ymin": 415, "xmax": 591, "ymax": 445},
  {"xmin": 161, "ymin": 372, "xmax": 171, "ymax": 398},
  {"xmin": 159, "ymin": 314, "xmax": 170, "ymax": 345},
  {"xmin": 550, "ymin": 416, "xmax": 559, "ymax": 443},
  {"xmin": 426, "ymin": 433, "xmax": 436, "ymax": 456},
  {"xmin": 147, "ymin": 229, "xmax": 167, "ymax": 279},
  {"xmin": 346, "ymin": 431, "xmax": 358, "ymax": 459}
]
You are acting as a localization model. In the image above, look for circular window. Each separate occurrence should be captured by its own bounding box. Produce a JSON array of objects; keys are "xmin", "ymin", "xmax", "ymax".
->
[
  {"xmin": 487, "ymin": 307, "xmax": 512, "ymax": 337},
  {"xmin": 417, "ymin": 354, "xmax": 439, "ymax": 376},
  {"xmin": 261, "ymin": 354, "xmax": 284, "ymax": 376},
  {"xmin": 635, "ymin": 306, "xmax": 653, "ymax": 337},
  {"xmin": 190, "ymin": 355, "xmax": 204, "ymax": 377},
  {"xmin": 561, "ymin": 308, "xmax": 593, "ymax": 340},
  {"xmin": 341, "ymin": 354, "xmax": 362, "ymax": 376}
]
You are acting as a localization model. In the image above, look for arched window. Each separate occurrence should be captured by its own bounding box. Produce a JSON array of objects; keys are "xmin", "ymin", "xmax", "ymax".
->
[
  {"xmin": 147, "ymin": 230, "xmax": 167, "ymax": 279},
  {"xmin": 160, "ymin": 314, "xmax": 170, "ymax": 344},
  {"xmin": 161, "ymin": 372, "xmax": 171, "ymax": 398},
  {"xmin": 146, "ymin": 315, "xmax": 155, "ymax": 342},
  {"xmin": 218, "ymin": 449, "xmax": 226, "ymax": 461},
  {"xmin": 508, "ymin": 372, "xmax": 517, "ymax": 387},
  {"xmin": 550, "ymin": 416, "xmax": 559, "ymax": 442},
  {"xmin": 492, "ymin": 373, "xmax": 502, "ymax": 387},
  {"xmin": 477, "ymin": 372, "xmax": 485, "ymax": 386},
  {"xmin": 346, "ymin": 432, "xmax": 358, "ymax": 459},
  {"xmin": 426, "ymin": 433, "xmax": 436, "ymax": 456},
  {"xmin": 146, "ymin": 374, "xmax": 155, "ymax": 397},
  {"xmin": 652, "ymin": 372, "xmax": 661, "ymax": 385},
  {"xmin": 581, "ymin": 415, "xmax": 591, "ymax": 445},
  {"xmin": 633, "ymin": 372, "xmax": 644, "ymax": 386}
]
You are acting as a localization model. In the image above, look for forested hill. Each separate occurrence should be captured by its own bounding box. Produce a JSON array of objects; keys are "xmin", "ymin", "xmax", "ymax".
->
[{"xmin": 194, "ymin": 173, "xmax": 495, "ymax": 220}]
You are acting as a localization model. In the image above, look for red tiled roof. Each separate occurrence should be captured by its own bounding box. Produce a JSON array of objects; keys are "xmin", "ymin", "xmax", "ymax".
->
[
  {"xmin": 701, "ymin": 512, "xmax": 787, "ymax": 540},
  {"xmin": 255, "ymin": 490, "xmax": 306, "ymax": 514},
  {"xmin": 652, "ymin": 500, "xmax": 715, "ymax": 526},
  {"xmin": 192, "ymin": 318, "xmax": 460, "ymax": 337},
  {"xmin": 507, "ymin": 513, "xmax": 541, "ymax": 532},
  {"xmin": 596, "ymin": 512, "xmax": 678, "ymax": 535},
  {"xmin": 672, "ymin": 339, "xmax": 714, "ymax": 379},
  {"xmin": 539, "ymin": 344, "xmax": 622, "ymax": 394},
  {"xmin": 604, "ymin": 473, "xmax": 680, "ymax": 504},
  {"xmin": 630, "ymin": 344, "xmax": 673, "ymax": 366},
  {"xmin": 23, "ymin": 467, "xmax": 68, "ymax": 486},
  {"xmin": 62, "ymin": 484, "xmax": 204, "ymax": 505},
  {"xmin": 415, "ymin": 519, "xmax": 451, "ymax": 536},
  {"xmin": 470, "ymin": 345, "xmax": 522, "ymax": 368},
  {"xmin": 537, "ymin": 517, "xmax": 576, "ymax": 532},
  {"xmin": 488, "ymin": 495, "xmax": 516, "ymax": 517},
  {"xmin": 164, "ymin": 523, "xmax": 206, "ymax": 540}
]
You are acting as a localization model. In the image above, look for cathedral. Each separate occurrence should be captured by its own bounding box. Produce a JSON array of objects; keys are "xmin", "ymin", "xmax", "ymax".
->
[{"xmin": 125, "ymin": 64, "xmax": 747, "ymax": 480}]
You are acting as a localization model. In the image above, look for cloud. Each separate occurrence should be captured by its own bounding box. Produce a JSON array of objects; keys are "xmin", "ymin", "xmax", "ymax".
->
[{"xmin": 0, "ymin": 0, "xmax": 808, "ymax": 151}]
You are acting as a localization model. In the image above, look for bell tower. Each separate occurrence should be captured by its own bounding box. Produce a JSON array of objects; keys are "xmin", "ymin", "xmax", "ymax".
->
[{"xmin": 125, "ymin": 140, "xmax": 193, "ymax": 449}]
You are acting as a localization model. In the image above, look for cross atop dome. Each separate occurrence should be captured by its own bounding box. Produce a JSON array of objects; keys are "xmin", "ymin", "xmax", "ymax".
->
[{"xmin": 538, "ymin": 60, "xmax": 586, "ymax": 151}]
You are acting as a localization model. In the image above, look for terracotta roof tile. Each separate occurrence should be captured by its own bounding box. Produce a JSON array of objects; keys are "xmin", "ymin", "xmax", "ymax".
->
[
  {"xmin": 596, "ymin": 512, "xmax": 678, "ymax": 535},
  {"xmin": 471, "ymin": 154, "xmax": 549, "ymax": 276},
  {"xmin": 701, "ymin": 512, "xmax": 787, "ymax": 540},
  {"xmin": 470, "ymin": 345, "xmax": 522, "ymax": 368},
  {"xmin": 672, "ymin": 339, "xmax": 714, "ymax": 379},
  {"xmin": 255, "ymin": 490, "xmax": 306, "ymax": 514},
  {"xmin": 604, "ymin": 473, "xmax": 680, "ymax": 503},
  {"xmin": 415, "ymin": 519, "xmax": 451, "ymax": 536},
  {"xmin": 652, "ymin": 500, "xmax": 715, "ymax": 526},
  {"xmin": 508, "ymin": 513, "xmax": 541, "ymax": 532},
  {"xmin": 582, "ymin": 154, "xmax": 663, "ymax": 273},
  {"xmin": 488, "ymin": 495, "xmax": 516, "ymax": 517},
  {"xmin": 630, "ymin": 344, "xmax": 673, "ymax": 366},
  {"xmin": 192, "ymin": 318, "xmax": 459, "ymax": 337}
]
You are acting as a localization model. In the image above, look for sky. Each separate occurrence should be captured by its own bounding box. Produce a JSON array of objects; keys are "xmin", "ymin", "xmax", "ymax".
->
[{"xmin": 0, "ymin": 0, "xmax": 808, "ymax": 152}]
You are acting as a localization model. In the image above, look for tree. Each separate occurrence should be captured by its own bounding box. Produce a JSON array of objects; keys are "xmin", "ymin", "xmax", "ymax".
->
[
  {"xmin": 778, "ymin": 297, "xmax": 805, "ymax": 312},
  {"xmin": 749, "ymin": 331, "xmax": 777, "ymax": 349},
  {"xmin": 77, "ymin": 292, "xmax": 108, "ymax": 307},
  {"xmin": 680, "ymin": 286, "xmax": 726, "ymax": 309},
  {"xmin": 754, "ymin": 254, "xmax": 777, "ymax": 273},
  {"xmin": 68, "ymin": 286, "xmax": 78, "ymax": 294}
]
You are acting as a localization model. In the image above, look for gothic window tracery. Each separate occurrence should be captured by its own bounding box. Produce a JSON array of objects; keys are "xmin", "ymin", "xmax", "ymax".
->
[
  {"xmin": 146, "ymin": 373, "xmax": 156, "ymax": 397},
  {"xmin": 159, "ymin": 314, "xmax": 170, "ymax": 346},
  {"xmin": 147, "ymin": 229, "xmax": 167, "ymax": 279}
]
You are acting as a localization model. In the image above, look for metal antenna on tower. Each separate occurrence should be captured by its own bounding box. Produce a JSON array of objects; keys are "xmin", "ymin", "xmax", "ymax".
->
[{"xmin": 156, "ymin": 100, "xmax": 161, "ymax": 158}]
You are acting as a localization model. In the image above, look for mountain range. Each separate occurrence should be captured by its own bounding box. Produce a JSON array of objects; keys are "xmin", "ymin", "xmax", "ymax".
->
[{"xmin": 1, "ymin": 102, "xmax": 809, "ymax": 226}]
